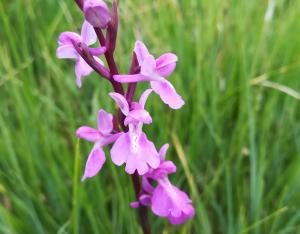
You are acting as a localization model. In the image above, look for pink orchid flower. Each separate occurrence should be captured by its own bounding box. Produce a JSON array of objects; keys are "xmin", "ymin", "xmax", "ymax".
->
[
  {"xmin": 131, "ymin": 144, "xmax": 195, "ymax": 225},
  {"xmin": 113, "ymin": 41, "xmax": 184, "ymax": 109},
  {"xmin": 109, "ymin": 89, "xmax": 160, "ymax": 175},
  {"xmin": 56, "ymin": 20, "xmax": 106, "ymax": 87},
  {"xmin": 76, "ymin": 109, "xmax": 122, "ymax": 181}
]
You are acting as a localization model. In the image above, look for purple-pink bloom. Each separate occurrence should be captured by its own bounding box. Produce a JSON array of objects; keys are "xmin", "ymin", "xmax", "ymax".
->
[
  {"xmin": 76, "ymin": 109, "xmax": 121, "ymax": 181},
  {"xmin": 109, "ymin": 89, "xmax": 160, "ymax": 175},
  {"xmin": 113, "ymin": 41, "xmax": 184, "ymax": 109},
  {"xmin": 83, "ymin": 0, "xmax": 111, "ymax": 29},
  {"xmin": 131, "ymin": 144, "xmax": 195, "ymax": 224},
  {"xmin": 151, "ymin": 178, "xmax": 195, "ymax": 225},
  {"xmin": 56, "ymin": 20, "xmax": 106, "ymax": 87}
]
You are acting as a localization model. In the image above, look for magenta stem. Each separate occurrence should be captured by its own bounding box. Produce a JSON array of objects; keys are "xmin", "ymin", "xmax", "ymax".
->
[
  {"xmin": 126, "ymin": 52, "xmax": 139, "ymax": 102},
  {"xmin": 131, "ymin": 173, "xmax": 151, "ymax": 234},
  {"xmin": 74, "ymin": 0, "xmax": 83, "ymax": 10},
  {"xmin": 94, "ymin": 28, "xmax": 124, "ymax": 95},
  {"xmin": 72, "ymin": 42, "xmax": 110, "ymax": 80}
]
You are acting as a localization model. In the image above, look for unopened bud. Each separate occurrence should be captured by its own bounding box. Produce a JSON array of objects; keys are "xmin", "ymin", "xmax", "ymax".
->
[{"xmin": 83, "ymin": 0, "xmax": 111, "ymax": 29}]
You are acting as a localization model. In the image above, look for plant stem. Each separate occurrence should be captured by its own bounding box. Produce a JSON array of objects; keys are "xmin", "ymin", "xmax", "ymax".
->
[
  {"xmin": 74, "ymin": 0, "xmax": 83, "ymax": 10},
  {"xmin": 72, "ymin": 42, "xmax": 111, "ymax": 80},
  {"xmin": 131, "ymin": 173, "xmax": 151, "ymax": 234},
  {"xmin": 95, "ymin": 23, "xmax": 152, "ymax": 234},
  {"xmin": 94, "ymin": 28, "xmax": 124, "ymax": 95},
  {"xmin": 126, "ymin": 52, "xmax": 139, "ymax": 102},
  {"xmin": 124, "ymin": 53, "xmax": 151, "ymax": 234}
]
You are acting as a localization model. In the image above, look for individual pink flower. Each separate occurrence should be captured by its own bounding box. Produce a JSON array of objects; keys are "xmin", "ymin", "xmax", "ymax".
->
[
  {"xmin": 131, "ymin": 144, "xmax": 195, "ymax": 225},
  {"xmin": 151, "ymin": 178, "xmax": 195, "ymax": 225},
  {"xmin": 83, "ymin": 0, "xmax": 111, "ymax": 29},
  {"xmin": 56, "ymin": 20, "xmax": 106, "ymax": 87},
  {"xmin": 113, "ymin": 41, "xmax": 184, "ymax": 109},
  {"xmin": 109, "ymin": 89, "xmax": 160, "ymax": 175},
  {"xmin": 76, "ymin": 109, "xmax": 122, "ymax": 181}
]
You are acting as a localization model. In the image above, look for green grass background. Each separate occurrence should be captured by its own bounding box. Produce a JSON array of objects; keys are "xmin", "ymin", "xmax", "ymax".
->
[{"xmin": 1, "ymin": 0, "xmax": 300, "ymax": 233}]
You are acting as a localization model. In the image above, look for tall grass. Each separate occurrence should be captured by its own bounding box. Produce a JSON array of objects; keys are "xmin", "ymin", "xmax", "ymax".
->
[{"xmin": 1, "ymin": 0, "xmax": 300, "ymax": 233}]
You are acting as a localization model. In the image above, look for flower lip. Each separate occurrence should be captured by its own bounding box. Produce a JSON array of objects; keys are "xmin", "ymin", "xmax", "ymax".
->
[
  {"xmin": 151, "ymin": 180, "xmax": 195, "ymax": 224},
  {"xmin": 110, "ymin": 132, "xmax": 160, "ymax": 175}
]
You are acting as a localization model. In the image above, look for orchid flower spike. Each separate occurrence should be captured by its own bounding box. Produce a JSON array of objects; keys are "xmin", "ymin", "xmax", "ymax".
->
[
  {"xmin": 83, "ymin": 0, "xmax": 111, "ymax": 29},
  {"xmin": 109, "ymin": 89, "xmax": 160, "ymax": 175},
  {"xmin": 114, "ymin": 41, "xmax": 184, "ymax": 109},
  {"xmin": 131, "ymin": 144, "xmax": 195, "ymax": 224},
  {"xmin": 56, "ymin": 20, "xmax": 106, "ymax": 87},
  {"xmin": 76, "ymin": 109, "xmax": 122, "ymax": 181}
]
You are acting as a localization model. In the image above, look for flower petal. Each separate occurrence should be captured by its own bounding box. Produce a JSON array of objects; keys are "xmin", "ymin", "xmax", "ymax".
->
[
  {"xmin": 81, "ymin": 20, "xmax": 97, "ymax": 46},
  {"xmin": 151, "ymin": 80, "xmax": 185, "ymax": 109},
  {"xmin": 168, "ymin": 211, "xmax": 195, "ymax": 225},
  {"xmin": 159, "ymin": 161, "xmax": 177, "ymax": 174},
  {"xmin": 149, "ymin": 161, "xmax": 177, "ymax": 179},
  {"xmin": 142, "ymin": 177, "xmax": 154, "ymax": 193},
  {"xmin": 151, "ymin": 185, "xmax": 172, "ymax": 217},
  {"xmin": 125, "ymin": 132, "xmax": 159, "ymax": 175},
  {"xmin": 137, "ymin": 132, "xmax": 160, "ymax": 171},
  {"xmin": 152, "ymin": 179, "xmax": 195, "ymax": 224},
  {"xmin": 139, "ymin": 194, "xmax": 152, "ymax": 206},
  {"xmin": 139, "ymin": 89, "xmax": 153, "ymax": 108},
  {"xmin": 89, "ymin": 46, "xmax": 107, "ymax": 56},
  {"xmin": 76, "ymin": 126, "xmax": 100, "ymax": 142},
  {"xmin": 81, "ymin": 144, "xmax": 106, "ymax": 181},
  {"xmin": 140, "ymin": 55, "xmax": 156, "ymax": 76},
  {"xmin": 100, "ymin": 132, "xmax": 123, "ymax": 147},
  {"xmin": 124, "ymin": 109, "xmax": 152, "ymax": 126},
  {"xmin": 130, "ymin": 201, "xmax": 140, "ymax": 209},
  {"xmin": 109, "ymin": 92, "xmax": 129, "ymax": 115},
  {"xmin": 113, "ymin": 74, "xmax": 152, "ymax": 83},
  {"xmin": 97, "ymin": 109, "xmax": 113, "ymax": 135},
  {"xmin": 134, "ymin": 41, "xmax": 150, "ymax": 64},
  {"xmin": 159, "ymin": 143, "xmax": 169, "ymax": 161},
  {"xmin": 75, "ymin": 57, "xmax": 94, "ymax": 88},
  {"xmin": 126, "ymin": 155, "xmax": 148, "ymax": 175},
  {"xmin": 56, "ymin": 45, "xmax": 79, "ymax": 59},
  {"xmin": 110, "ymin": 133, "xmax": 129, "ymax": 166},
  {"xmin": 111, "ymin": 132, "xmax": 159, "ymax": 175},
  {"xmin": 155, "ymin": 53, "xmax": 178, "ymax": 77},
  {"xmin": 58, "ymin": 32, "xmax": 81, "ymax": 46}
]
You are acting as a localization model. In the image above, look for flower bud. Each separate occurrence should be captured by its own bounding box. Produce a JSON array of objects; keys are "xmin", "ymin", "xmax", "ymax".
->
[{"xmin": 83, "ymin": 0, "xmax": 111, "ymax": 29}]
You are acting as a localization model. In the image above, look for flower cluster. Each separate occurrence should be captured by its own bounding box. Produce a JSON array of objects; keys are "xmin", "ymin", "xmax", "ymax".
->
[{"xmin": 56, "ymin": 0, "xmax": 194, "ymax": 226}]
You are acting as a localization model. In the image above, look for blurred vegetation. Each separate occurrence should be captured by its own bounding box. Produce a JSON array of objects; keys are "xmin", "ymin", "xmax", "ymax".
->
[{"xmin": 1, "ymin": 0, "xmax": 300, "ymax": 233}]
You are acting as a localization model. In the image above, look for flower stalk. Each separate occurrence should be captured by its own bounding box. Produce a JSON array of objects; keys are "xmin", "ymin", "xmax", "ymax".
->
[{"xmin": 56, "ymin": 1, "xmax": 195, "ymax": 233}]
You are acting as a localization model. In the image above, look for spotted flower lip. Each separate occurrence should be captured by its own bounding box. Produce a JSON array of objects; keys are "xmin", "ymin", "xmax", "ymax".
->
[
  {"xmin": 109, "ymin": 89, "xmax": 160, "ymax": 175},
  {"xmin": 56, "ymin": 20, "xmax": 106, "ymax": 87},
  {"xmin": 76, "ymin": 109, "xmax": 122, "ymax": 181},
  {"xmin": 83, "ymin": 0, "xmax": 111, "ymax": 29},
  {"xmin": 113, "ymin": 41, "xmax": 185, "ymax": 109}
]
